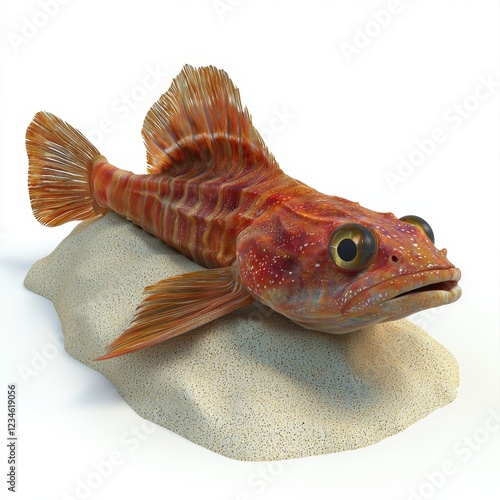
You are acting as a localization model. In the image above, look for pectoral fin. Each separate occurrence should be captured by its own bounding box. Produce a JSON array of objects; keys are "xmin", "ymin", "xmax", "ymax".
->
[{"xmin": 95, "ymin": 267, "xmax": 253, "ymax": 360}]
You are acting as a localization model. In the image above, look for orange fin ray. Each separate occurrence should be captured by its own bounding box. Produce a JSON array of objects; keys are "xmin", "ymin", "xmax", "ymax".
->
[
  {"xmin": 26, "ymin": 112, "xmax": 102, "ymax": 226},
  {"xmin": 142, "ymin": 64, "xmax": 281, "ymax": 178},
  {"xmin": 95, "ymin": 267, "xmax": 253, "ymax": 360}
]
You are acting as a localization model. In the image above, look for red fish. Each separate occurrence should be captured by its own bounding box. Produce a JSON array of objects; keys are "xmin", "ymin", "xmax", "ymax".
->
[{"xmin": 26, "ymin": 65, "xmax": 461, "ymax": 360}]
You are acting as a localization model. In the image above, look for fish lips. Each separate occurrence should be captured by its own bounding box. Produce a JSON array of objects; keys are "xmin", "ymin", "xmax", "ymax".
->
[{"xmin": 342, "ymin": 267, "xmax": 462, "ymax": 318}]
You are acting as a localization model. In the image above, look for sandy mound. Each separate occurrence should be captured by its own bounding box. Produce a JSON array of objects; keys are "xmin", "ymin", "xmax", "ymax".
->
[{"xmin": 25, "ymin": 213, "xmax": 459, "ymax": 460}]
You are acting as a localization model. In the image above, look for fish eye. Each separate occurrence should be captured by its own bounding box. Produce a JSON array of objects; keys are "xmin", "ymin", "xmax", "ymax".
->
[
  {"xmin": 399, "ymin": 215, "xmax": 435, "ymax": 244},
  {"xmin": 329, "ymin": 224, "xmax": 377, "ymax": 272}
]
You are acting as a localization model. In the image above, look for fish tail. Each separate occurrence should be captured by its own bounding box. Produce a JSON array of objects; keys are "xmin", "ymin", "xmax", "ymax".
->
[{"xmin": 26, "ymin": 111, "xmax": 105, "ymax": 226}]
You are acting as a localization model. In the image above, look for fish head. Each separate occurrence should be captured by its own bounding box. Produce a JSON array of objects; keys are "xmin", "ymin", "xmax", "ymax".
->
[{"xmin": 236, "ymin": 197, "xmax": 461, "ymax": 333}]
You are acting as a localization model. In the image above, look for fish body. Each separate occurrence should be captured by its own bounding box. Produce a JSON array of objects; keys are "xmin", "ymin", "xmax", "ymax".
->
[
  {"xmin": 88, "ymin": 156, "xmax": 300, "ymax": 268},
  {"xmin": 26, "ymin": 65, "xmax": 461, "ymax": 360}
]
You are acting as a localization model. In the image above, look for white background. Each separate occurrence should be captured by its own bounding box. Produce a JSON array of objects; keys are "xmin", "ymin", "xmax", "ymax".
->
[{"xmin": 1, "ymin": 1, "xmax": 499, "ymax": 499}]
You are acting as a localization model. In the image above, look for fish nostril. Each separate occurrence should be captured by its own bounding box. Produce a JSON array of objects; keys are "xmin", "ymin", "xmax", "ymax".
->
[{"xmin": 390, "ymin": 254, "xmax": 401, "ymax": 264}]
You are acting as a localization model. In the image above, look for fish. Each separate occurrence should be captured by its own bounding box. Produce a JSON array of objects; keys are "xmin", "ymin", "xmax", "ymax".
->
[{"xmin": 26, "ymin": 64, "xmax": 462, "ymax": 360}]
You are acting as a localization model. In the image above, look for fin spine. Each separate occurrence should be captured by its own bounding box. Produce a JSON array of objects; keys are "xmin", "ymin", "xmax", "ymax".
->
[{"xmin": 141, "ymin": 64, "xmax": 280, "ymax": 178}]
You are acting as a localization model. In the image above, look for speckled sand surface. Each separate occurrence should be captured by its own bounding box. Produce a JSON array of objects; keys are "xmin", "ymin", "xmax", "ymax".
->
[{"xmin": 24, "ymin": 213, "xmax": 459, "ymax": 461}]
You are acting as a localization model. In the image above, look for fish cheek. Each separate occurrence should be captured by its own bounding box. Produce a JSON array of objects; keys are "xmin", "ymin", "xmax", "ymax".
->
[
  {"xmin": 236, "ymin": 237, "xmax": 303, "ymax": 308},
  {"xmin": 270, "ymin": 254, "xmax": 304, "ymax": 295},
  {"xmin": 260, "ymin": 268, "xmax": 305, "ymax": 314}
]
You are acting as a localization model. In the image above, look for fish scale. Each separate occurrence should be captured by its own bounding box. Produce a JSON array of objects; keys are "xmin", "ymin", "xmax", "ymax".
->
[{"xmin": 26, "ymin": 64, "xmax": 461, "ymax": 360}]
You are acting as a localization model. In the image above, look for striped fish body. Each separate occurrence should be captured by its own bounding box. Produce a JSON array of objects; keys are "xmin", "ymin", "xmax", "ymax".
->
[
  {"xmin": 90, "ymin": 158, "xmax": 302, "ymax": 268},
  {"xmin": 26, "ymin": 65, "xmax": 461, "ymax": 360}
]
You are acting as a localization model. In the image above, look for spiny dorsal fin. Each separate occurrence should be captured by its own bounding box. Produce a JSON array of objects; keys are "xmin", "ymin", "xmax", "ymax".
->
[
  {"xmin": 95, "ymin": 267, "xmax": 253, "ymax": 360},
  {"xmin": 142, "ymin": 65, "xmax": 281, "ymax": 177}
]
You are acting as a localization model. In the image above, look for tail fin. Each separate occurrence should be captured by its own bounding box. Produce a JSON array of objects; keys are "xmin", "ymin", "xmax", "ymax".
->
[{"xmin": 26, "ymin": 112, "xmax": 103, "ymax": 226}]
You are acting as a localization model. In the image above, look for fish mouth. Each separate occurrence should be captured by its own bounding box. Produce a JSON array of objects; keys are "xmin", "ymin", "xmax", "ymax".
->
[
  {"xmin": 342, "ymin": 267, "xmax": 462, "ymax": 319},
  {"xmin": 282, "ymin": 267, "xmax": 461, "ymax": 335}
]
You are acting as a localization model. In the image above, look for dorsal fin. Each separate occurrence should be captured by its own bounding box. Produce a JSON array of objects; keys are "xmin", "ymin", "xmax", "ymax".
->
[{"xmin": 142, "ymin": 65, "xmax": 281, "ymax": 177}]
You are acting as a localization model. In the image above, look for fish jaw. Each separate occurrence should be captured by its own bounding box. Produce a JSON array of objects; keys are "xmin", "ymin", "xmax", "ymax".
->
[
  {"xmin": 345, "ymin": 265, "xmax": 460, "ymax": 315},
  {"xmin": 291, "ymin": 267, "xmax": 462, "ymax": 334}
]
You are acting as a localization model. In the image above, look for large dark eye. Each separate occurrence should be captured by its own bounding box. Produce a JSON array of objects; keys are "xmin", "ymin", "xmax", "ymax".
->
[
  {"xmin": 399, "ymin": 215, "xmax": 435, "ymax": 244},
  {"xmin": 329, "ymin": 224, "xmax": 377, "ymax": 271}
]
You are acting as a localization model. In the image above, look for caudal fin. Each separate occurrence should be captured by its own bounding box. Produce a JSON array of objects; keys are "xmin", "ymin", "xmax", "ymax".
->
[{"xmin": 26, "ymin": 112, "xmax": 103, "ymax": 226}]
